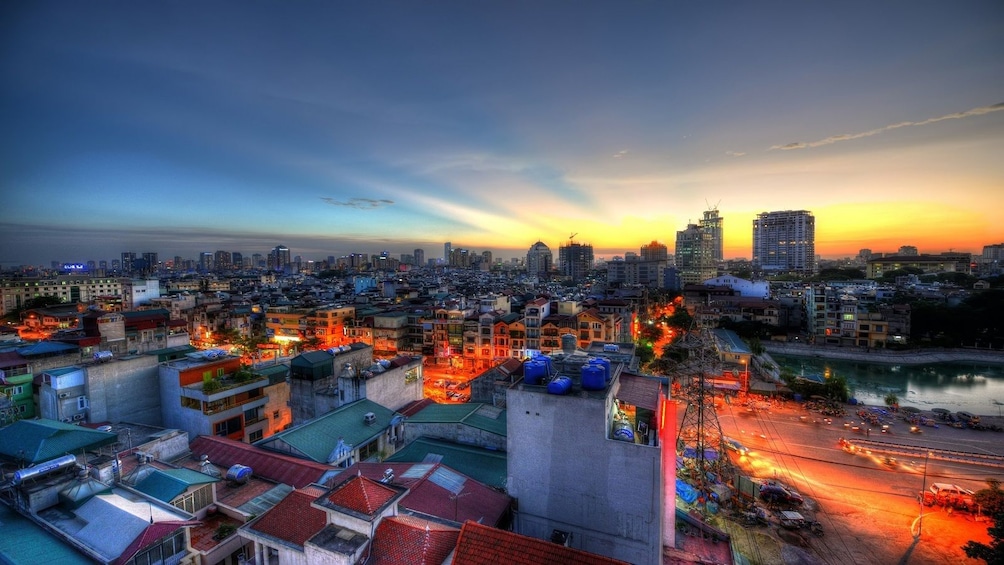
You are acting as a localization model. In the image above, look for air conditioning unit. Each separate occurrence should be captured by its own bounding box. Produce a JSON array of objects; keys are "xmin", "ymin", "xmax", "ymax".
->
[
  {"xmin": 73, "ymin": 413, "xmax": 85, "ymax": 421},
  {"xmin": 363, "ymin": 412, "xmax": 376, "ymax": 425},
  {"xmin": 58, "ymin": 392, "xmax": 70, "ymax": 399},
  {"xmin": 61, "ymin": 418, "xmax": 72, "ymax": 423}
]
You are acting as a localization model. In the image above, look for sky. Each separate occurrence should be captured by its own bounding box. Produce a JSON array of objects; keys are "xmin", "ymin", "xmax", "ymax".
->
[{"xmin": 1, "ymin": 1, "xmax": 1002, "ymax": 267}]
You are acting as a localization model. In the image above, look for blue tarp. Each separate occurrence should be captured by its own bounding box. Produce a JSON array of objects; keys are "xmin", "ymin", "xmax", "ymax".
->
[{"xmin": 677, "ymin": 479, "xmax": 699, "ymax": 504}]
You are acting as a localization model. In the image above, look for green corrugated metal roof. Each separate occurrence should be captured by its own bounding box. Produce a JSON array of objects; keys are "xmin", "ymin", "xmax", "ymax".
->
[
  {"xmin": 134, "ymin": 468, "xmax": 218, "ymax": 503},
  {"xmin": 386, "ymin": 436, "xmax": 507, "ymax": 489},
  {"xmin": 0, "ymin": 419, "xmax": 117, "ymax": 465},
  {"xmin": 261, "ymin": 399, "xmax": 398, "ymax": 463},
  {"xmin": 0, "ymin": 503, "xmax": 92, "ymax": 565},
  {"xmin": 407, "ymin": 403, "xmax": 507, "ymax": 437},
  {"xmin": 462, "ymin": 407, "xmax": 507, "ymax": 437}
]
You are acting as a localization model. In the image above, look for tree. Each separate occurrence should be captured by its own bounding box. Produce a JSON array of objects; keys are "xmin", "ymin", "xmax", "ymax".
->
[
  {"xmin": 962, "ymin": 509, "xmax": 1004, "ymax": 564},
  {"xmin": 974, "ymin": 479, "xmax": 1004, "ymax": 517},
  {"xmin": 884, "ymin": 393, "xmax": 899, "ymax": 408}
]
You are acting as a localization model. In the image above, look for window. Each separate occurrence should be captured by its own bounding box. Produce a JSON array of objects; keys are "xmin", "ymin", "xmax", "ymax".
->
[
  {"xmin": 171, "ymin": 483, "xmax": 214, "ymax": 514},
  {"xmin": 214, "ymin": 416, "xmax": 242, "ymax": 436},
  {"xmin": 273, "ymin": 410, "xmax": 280, "ymax": 419},
  {"xmin": 180, "ymin": 397, "xmax": 201, "ymax": 411},
  {"xmin": 217, "ymin": 368, "xmax": 225, "ymax": 377},
  {"xmin": 248, "ymin": 429, "xmax": 263, "ymax": 442}
]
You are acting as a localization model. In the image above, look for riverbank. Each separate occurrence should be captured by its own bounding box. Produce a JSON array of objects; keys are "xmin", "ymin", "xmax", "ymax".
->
[{"xmin": 762, "ymin": 342, "xmax": 1004, "ymax": 366}]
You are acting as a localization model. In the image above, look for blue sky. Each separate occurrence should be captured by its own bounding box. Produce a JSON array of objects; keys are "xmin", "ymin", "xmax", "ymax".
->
[{"xmin": 1, "ymin": 1, "xmax": 1002, "ymax": 266}]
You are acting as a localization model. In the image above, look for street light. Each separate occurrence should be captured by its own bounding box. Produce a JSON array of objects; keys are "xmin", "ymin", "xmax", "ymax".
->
[{"xmin": 917, "ymin": 451, "xmax": 932, "ymax": 539}]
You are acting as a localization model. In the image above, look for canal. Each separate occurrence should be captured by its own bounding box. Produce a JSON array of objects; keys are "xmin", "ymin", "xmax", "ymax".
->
[{"xmin": 771, "ymin": 354, "xmax": 1004, "ymax": 416}]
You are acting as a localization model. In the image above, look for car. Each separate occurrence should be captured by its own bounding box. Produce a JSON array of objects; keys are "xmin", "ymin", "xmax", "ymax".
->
[
  {"xmin": 723, "ymin": 437, "xmax": 749, "ymax": 456},
  {"xmin": 759, "ymin": 482, "xmax": 804, "ymax": 507}
]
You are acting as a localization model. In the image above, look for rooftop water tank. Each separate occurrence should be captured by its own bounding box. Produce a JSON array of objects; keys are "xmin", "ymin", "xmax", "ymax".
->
[
  {"xmin": 612, "ymin": 421, "xmax": 634, "ymax": 442},
  {"xmin": 603, "ymin": 344, "xmax": 620, "ymax": 353},
  {"xmin": 581, "ymin": 364, "xmax": 605, "ymax": 391},
  {"xmin": 226, "ymin": 464, "xmax": 253, "ymax": 484},
  {"xmin": 523, "ymin": 360, "xmax": 547, "ymax": 385},
  {"xmin": 546, "ymin": 376, "xmax": 572, "ymax": 395},
  {"xmin": 560, "ymin": 333, "xmax": 577, "ymax": 355},
  {"xmin": 589, "ymin": 357, "xmax": 612, "ymax": 382}
]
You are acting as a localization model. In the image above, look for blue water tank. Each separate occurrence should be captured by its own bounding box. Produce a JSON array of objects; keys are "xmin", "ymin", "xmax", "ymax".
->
[
  {"xmin": 590, "ymin": 358, "xmax": 612, "ymax": 382},
  {"xmin": 524, "ymin": 360, "xmax": 547, "ymax": 385},
  {"xmin": 535, "ymin": 355, "xmax": 555, "ymax": 375},
  {"xmin": 613, "ymin": 421, "xmax": 634, "ymax": 442},
  {"xmin": 546, "ymin": 376, "xmax": 572, "ymax": 395},
  {"xmin": 581, "ymin": 365, "xmax": 605, "ymax": 391},
  {"xmin": 226, "ymin": 464, "xmax": 253, "ymax": 484}
]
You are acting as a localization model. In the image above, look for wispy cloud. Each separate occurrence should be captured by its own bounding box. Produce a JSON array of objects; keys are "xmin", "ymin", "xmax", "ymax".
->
[
  {"xmin": 770, "ymin": 103, "xmax": 1004, "ymax": 151},
  {"xmin": 320, "ymin": 197, "xmax": 394, "ymax": 209},
  {"xmin": 726, "ymin": 151, "xmax": 745, "ymax": 157},
  {"xmin": 613, "ymin": 149, "xmax": 628, "ymax": 159}
]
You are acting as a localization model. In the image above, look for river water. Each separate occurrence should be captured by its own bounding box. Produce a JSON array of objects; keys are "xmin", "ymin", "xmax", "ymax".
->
[{"xmin": 771, "ymin": 355, "xmax": 1004, "ymax": 416}]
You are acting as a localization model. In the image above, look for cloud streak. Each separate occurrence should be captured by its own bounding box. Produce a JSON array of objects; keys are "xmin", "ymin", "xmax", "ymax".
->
[
  {"xmin": 320, "ymin": 197, "xmax": 394, "ymax": 209},
  {"xmin": 770, "ymin": 103, "xmax": 1004, "ymax": 151}
]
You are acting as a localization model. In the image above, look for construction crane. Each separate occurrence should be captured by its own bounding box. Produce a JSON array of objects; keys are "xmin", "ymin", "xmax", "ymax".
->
[{"xmin": 568, "ymin": 232, "xmax": 578, "ymax": 243}]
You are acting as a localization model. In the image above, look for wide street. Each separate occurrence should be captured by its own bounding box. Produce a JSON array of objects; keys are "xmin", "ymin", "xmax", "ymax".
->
[{"xmin": 685, "ymin": 397, "xmax": 1004, "ymax": 565}]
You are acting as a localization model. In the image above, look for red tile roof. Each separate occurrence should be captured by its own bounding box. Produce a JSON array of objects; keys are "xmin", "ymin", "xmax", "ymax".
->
[
  {"xmin": 452, "ymin": 521, "xmax": 628, "ymax": 565},
  {"xmin": 112, "ymin": 522, "xmax": 198, "ymax": 565},
  {"xmin": 325, "ymin": 475, "xmax": 398, "ymax": 516},
  {"xmin": 335, "ymin": 462, "xmax": 511, "ymax": 527},
  {"xmin": 189, "ymin": 435, "xmax": 332, "ymax": 488},
  {"xmin": 248, "ymin": 486, "xmax": 328, "ymax": 547},
  {"xmin": 369, "ymin": 514, "xmax": 459, "ymax": 565}
]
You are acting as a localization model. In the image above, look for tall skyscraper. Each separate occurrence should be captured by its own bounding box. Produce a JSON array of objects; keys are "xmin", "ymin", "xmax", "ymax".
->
[
  {"xmin": 413, "ymin": 248, "xmax": 425, "ymax": 267},
  {"xmin": 526, "ymin": 241, "xmax": 553, "ymax": 276},
  {"xmin": 199, "ymin": 252, "xmax": 214, "ymax": 272},
  {"xmin": 558, "ymin": 241, "xmax": 594, "ymax": 282},
  {"xmin": 269, "ymin": 244, "xmax": 291, "ymax": 272},
  {"xmin": 700, "ymin": 208, "xmax": 724, "ymax": 262},
  {"xmin": 120, "ymin": 252, "xmax": 136, "ymax": 273},
  {"xmin": 675, "ymin": 224, "xmax": 717, "ymax": 284},
  {"xmin": 214, "ymin": 250, "xmax": 232, "ymax": 271},
  {"xmin": 444, "ymin": 242, "xmax": 452, "ymax": 263},
  {"xmin": 752, "ymin": 210, "xmax": 816, "ymax": 275}
]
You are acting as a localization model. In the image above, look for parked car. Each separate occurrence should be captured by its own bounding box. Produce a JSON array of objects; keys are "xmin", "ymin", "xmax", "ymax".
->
[{"xmin": 759, "ymin": 482, "xmax": 804, "ymax": 507}]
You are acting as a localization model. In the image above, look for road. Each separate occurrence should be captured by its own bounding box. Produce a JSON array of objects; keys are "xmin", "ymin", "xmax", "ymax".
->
[{"xmin": 683, "ymin": 398, "xmax": 1003, "ymax": 565}]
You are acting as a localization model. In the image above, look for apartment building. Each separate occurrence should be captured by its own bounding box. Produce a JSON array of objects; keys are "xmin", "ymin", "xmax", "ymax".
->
[
  {"xmin": 0, "ymin": 275, "xmax": 124, "ymax": 316},
  {"xmin": 159, "ymin": 351, "xmax": 290, "ymax": 443}
]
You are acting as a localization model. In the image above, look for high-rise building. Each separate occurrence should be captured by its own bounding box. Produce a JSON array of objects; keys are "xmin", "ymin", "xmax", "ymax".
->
[
  {"xmin": 214, "ymin": 250, "xmax": 231, "ymax": 271},
  {"xmin": 675, "ymin": 224, "xmax": 717, "ymax": 284},
  {"xmin": 269, "ymin": 245, "xmax": 291, "ymax": 272},
  {"xmin": 558, "ymin": 241, "xmax": 594, "ymax": 282},
  {"xmin": 526, "ymin": 241, "xmax": 552, "ymax": 276},
  {"xmin": 700, "ymin": 208, "xmax": 724, "ymax": 262},
  {"xmin": 120, "ymin": 252, "xmax": 136, "ymax": 273},
  {"xmin": 898, "ymin": 245, "xmax": 919, "ymax": 256},
  {"xmin": 640, "ymin": 241, "xmax": 668, "ymax": 262},
  {"xmin": 231, "ymin": 252, "xmax": 242, "ymax": 270},
  {"xmin": 413, "ymin": 248, "xmax": 424, "ymax": 267},
  {"xmin": 141, "ymin": 252, "xmax": 158, "ymax": 275},
  {"xmin": 752, "ymin": 210, "xmax": 816, "ymax": 275},
  {"xmin": 444, "ymin": 242, "xmax": 452, "ymax": 263}
]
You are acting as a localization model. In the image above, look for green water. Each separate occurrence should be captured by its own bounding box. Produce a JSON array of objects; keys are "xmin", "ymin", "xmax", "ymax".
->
[{"xmin": 771, "ymin": 355, "xmax": 1004, "ymax": 416}]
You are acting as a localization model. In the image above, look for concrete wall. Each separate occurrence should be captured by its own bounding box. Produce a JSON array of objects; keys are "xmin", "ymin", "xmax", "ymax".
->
[
  {"xmin": 403, "ymin": 422, "xmax": 505, "ymax": 452},
  {"xmin": 86, "ymin": 355, "xmax": 162, "ymax": 425},
  {"xmin": 506, "ymin": 383, "xmax": 663, "ymax": 565},
  {"xmin": 359, "ymin": 360, "xmax": 423, "ymax": 412}
]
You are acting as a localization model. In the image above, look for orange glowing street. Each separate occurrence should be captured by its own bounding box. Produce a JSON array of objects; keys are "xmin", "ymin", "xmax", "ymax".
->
[{"xmin": 679, "ymin": 397, "xmax": 1003, "ymax": 564}]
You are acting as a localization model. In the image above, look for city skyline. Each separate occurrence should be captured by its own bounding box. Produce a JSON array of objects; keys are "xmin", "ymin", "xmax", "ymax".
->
[{"xmin": 2, "ymin": 2, "xmax": 1002, "ymax": 267}]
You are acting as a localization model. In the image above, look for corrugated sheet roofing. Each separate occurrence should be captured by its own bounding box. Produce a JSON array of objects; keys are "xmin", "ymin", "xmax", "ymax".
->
[
  {"xmin": 260, "ymin": 399, "xmax": 398, "ymax": 464},
  {"xmin": 0, "ymin": 419, "xmax": 117, "ymax": 465}
]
